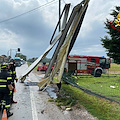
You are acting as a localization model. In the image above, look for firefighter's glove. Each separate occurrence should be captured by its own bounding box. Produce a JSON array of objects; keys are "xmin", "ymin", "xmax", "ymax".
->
[{"xmin": 9, "ymin": 91, "xmax": 12, "ymax": 95}]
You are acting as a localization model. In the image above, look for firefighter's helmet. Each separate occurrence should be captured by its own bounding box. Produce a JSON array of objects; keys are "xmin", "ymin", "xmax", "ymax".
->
[
  {"xmin": 1, "ymin": 63, "xmax": 8, "ymax": 70},
  {"xmin": 9, "ymin": 59, "xmax": 15, "ymax": 64}
]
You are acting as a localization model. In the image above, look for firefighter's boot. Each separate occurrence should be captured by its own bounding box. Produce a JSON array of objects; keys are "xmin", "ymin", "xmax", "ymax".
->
[
  {"xmin": 7, "ymin": 111, "xmax": 13, "ymax": 117},
  {"xmin": 7, "ymin": 108, "xmax": 13, "ymax": 117}
]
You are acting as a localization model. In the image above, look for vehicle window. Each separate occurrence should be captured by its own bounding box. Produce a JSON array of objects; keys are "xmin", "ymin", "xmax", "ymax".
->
[
  {"xmin": 91, "ymin": 58, "xmax": 96, "ymax": 63},
  {"xmin": 106, "ymin": 59, "xmax": 110, "ymax": 64},
  {"xmin": 100, "ymin": 58, "xmax": 105, "ymax": 63},
  {"xmin": 100, "ymin": 58, "xmax": 106, "ymax": 69},
  {"xmin": 106, "ymin": 58, "xmax": 110, "ymax": 68}
]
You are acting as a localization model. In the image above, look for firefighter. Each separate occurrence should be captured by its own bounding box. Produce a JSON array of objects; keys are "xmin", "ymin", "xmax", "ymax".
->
[
  {"xmin": 8, "ymin": 59, "xmax": 18, "ymax": 103},
  {"xmin": 0, "ymin": 63, "xmax": 13, "ymax": 117}
]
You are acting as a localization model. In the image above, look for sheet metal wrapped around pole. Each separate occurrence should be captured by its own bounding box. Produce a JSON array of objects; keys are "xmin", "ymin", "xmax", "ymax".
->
[
  {"xmin": 19, "ymin": 4, "xmax": 70, "ymax": 82},
  {"xmin": 44, "ymin": 4, "xmax": 71, "ymax": 78},
  {"xmin": 68, "ymin": 4, "xmax": 88, "ymax": 55},
  {"xmin": 19, "ymin": 32, "xmax": 61, "ymax": 82},
  {"xmin": 45, "ymin": 1, "xmax": 85, "ymax": 78},
  {"xmin": 38, "ymin": 0, "xmax": 90, "ymax": 90}
]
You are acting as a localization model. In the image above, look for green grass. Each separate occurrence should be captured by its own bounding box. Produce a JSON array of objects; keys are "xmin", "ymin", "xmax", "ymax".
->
[
  {"xmin": 56, "ymin": 83, "xmax": 120, "ymax": 120},
  {"xmin": 109, "ymin": 63, "xmax": 120, "ymax": 71},
  {"xmin": 74, "ymin": 76, "xmax": 120, "ymax": 102},
  {"xmin": 55, "ymin": 63, "xmax": 120, "ymax": 120}
]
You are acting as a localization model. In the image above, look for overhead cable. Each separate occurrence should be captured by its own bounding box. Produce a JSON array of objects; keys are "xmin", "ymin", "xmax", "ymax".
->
[{"xmin": 0, "ymin": 0, "xmax": 58, "ymax": 24}]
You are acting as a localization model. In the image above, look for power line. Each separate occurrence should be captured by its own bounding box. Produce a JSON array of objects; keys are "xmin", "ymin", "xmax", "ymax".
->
[{"xmin": 0, "ymin": 0, "xmax": 58, "ymax": 24}]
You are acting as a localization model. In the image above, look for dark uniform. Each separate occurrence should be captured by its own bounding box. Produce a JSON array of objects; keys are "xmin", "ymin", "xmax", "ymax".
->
[
  {"xmin": 9, "ymin": 60, "xmax": 18, "ymax": 103},
  {"xmin": 0, "ymin": 63, "xmax": 13, "ymax": 117}
]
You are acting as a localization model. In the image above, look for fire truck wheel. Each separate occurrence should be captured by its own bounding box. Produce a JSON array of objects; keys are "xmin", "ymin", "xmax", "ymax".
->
[{"xmin": 94, "ymin": 69, "xmax": 102, "ymax": 77}]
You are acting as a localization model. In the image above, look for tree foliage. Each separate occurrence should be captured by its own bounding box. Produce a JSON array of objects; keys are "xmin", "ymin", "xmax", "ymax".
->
[
  {"xmin": 1, "ymin": 55, "xmax": 7, "ymax": 57},
  {"xmin": 27, "ymin": 56, "xmax": 51, "ymax": 63},
  {"xmin": 15, "ymin": 53, "xmax": 27, "ymax": 61},
  {"xmin": 101, "ymin": 6, "xmax": 120, "ymax": 64}
]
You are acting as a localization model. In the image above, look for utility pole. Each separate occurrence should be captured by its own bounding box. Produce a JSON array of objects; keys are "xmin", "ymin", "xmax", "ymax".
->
[
  {"xmin": 59, "ymin": 0, "xmax": 61, "ymax": 31},
  {"xmin": 7, "ymin": 48, "xmax": 20, "ymax": 58}
]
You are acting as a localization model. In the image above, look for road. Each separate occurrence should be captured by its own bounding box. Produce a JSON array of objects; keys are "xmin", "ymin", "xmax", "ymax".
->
[
  {"xmin": 0, "ymin": 63, "xmax": 97, "ymax": 120},
  {"xmin": 8, "ymin": 63, "xmax": 70, "ymax": 120}
]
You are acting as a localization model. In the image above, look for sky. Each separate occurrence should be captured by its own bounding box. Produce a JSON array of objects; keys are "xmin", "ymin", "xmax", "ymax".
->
[{"xmin": 0, "ymin": 0, "xmax": 119, "ymax": 59}]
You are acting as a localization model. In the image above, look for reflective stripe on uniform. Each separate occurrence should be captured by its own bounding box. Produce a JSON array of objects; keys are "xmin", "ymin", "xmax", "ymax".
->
[
  {"xmin": 2, "ymin": 103, "xmax": 5, "ymax": 105},
  {"xmin": 0, "ymin": 79, "xmax": 7, "ymax": 82},
  {"xmin": 1, "ymin": 100, "xmax": 4, "ymax": 102},
  {"xmin": 0, "ymin": 79, "xmax": 7, "ymax": 87},
  {"xmin": 0, "ymin": 100, "xmax": 5, "ymax": 105},
  {"xmin": 9, "ymin": 71, "xmax": 12, "ymax": 74},
  {"xmin": 2, "ymin": 100, "xmax": 6, "ymax": 105},
  {"xmin": 7, "ymin": 77, "xmax": 12, "ymax": 80},
  {"xmin": 10, "ymin": 71, "xmax": 16, "ymax": 74},
  {"xmin": 1, "ymin": 66, "xmax": 6, "ymax": 68},
  {"xmin": 5, "ymin": 104, "xmax": 10, "ymax": 108},
  {"xmin": 0, "ymin": 85, "xmax": 6, "ymax": 87}
]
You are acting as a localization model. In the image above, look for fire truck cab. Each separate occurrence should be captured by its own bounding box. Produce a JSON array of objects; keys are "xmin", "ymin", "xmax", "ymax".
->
[{"xmin": 66, "ymin": 55, "xmax": 110, "ymax": 77}]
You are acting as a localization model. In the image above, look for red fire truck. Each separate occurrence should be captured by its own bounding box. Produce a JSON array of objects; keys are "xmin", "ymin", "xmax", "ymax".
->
[
  {"xmin": 65, "ymin": 55, "xmax": 111, "ymax": 77},
  {"xmin": 37, "ymin": 62, "xmax": 48, "ymax": 71}
]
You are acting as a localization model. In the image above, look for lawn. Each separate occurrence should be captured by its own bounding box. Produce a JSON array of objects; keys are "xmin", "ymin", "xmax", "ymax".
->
[
  {"xmin": 58, "ymin": 84, "xmax": 120, "ymax": 120},
  {"xmin": 109, "ymin": 63, "xmax": 120, "ymax": 71},
  {"xmin": 75, "ymin": 76, "xmax": 120, "ymax": 102},
  {"xmin": 55, "ymin": 63, "xmax": 120, "ymax": 120}
]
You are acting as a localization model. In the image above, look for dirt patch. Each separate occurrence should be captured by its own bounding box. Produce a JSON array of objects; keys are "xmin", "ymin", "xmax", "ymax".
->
[
  {"xmin": 107, "ymin": 71, "xmax": 120, "ymax": 74},
  {"xmin": 33, "ymin": 70, "xmax": 98, "ymax": 120}
]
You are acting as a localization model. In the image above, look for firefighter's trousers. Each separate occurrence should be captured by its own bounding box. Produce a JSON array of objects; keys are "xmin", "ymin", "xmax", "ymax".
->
[
  {"xmin": 11, "ymin": 83, "xmax": 15, "ymax": 102},
  {"xmin": 0, "ymin": 88, "xmax": 11, "ymax": 113}
]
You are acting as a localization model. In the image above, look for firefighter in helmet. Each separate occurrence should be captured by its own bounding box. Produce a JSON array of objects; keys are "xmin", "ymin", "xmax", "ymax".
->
[
  {"xmin": 8, "ymin": 59, "xmax": 18, "ymax": 103},
  {"xmin": 0, "ymin": 63, "xmax": 13, "ymax": 117}
]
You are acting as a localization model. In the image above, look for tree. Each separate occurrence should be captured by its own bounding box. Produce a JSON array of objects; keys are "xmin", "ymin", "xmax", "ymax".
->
[
  {"xmin": 15, "ymin": 53, "xmax": 27, "ymax": 61},
  {"xmin": 2, "ymin": 55, "xmax": 7, "ymax": 57},
  {"xmin": 27, "ymin": 57, "xmax": 51, "ymax": 63},
  {"xmin": 41, "ymin": 57, "xmax": 51, "ymax": 63},
  {"xmin": 101, "ymin": 6, "xmax": 120, "ymax": 64}
]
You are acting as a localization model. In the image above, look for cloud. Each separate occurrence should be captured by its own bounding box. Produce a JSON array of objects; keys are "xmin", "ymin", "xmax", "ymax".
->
[
  {"xmin": 70, "ymin": 44, "xmax": 107, "ymax": 57},
  {"xmin": 0, "ymin": 29, "xmax": 20, "ymax": 48},
  {"xmin": 0, "ymin": 0, "xmax": 119, "ymax": 59},
  {"xmin": 0, "ymin": 0, "xmax": 55, "ymax": 58}
]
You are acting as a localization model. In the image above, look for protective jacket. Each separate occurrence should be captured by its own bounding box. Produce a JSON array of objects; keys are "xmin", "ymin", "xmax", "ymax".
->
[
  {"xmin": 0, "ymin": 70, "xmax": 12, "ymax": 91},
  {"xmin": 8, "ymin": 64, "xmax": 18, "ymax": 103},
  {"xmin": 9, "ymin": 65, "xmax": 18, "ymax": 85},
  {"xmin": 0, "ymin": 70, "xmax": 12, "ymax": 113}
]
